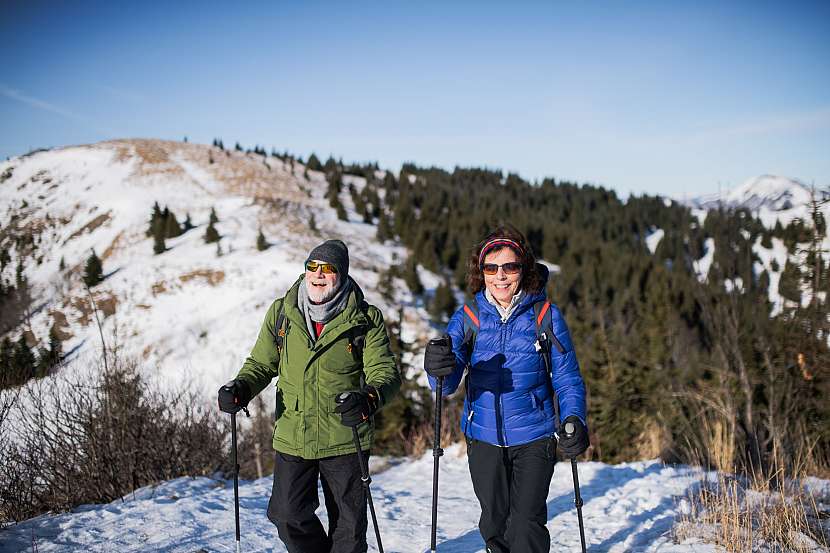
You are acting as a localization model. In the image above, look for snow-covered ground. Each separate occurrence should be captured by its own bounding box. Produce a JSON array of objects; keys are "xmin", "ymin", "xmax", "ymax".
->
[{"xmin": 1, "ymin": 445, "xmax": 720, "ymax": 553}]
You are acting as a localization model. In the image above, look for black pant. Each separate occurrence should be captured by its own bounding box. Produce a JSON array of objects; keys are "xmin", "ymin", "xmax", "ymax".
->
[
  {"xmin": 468, "ymin": 436, "xmax": 556, "ymax": 553},
  {"xmin": 267, "ymin": 451, "xmax": 368, "ymax": 553}
]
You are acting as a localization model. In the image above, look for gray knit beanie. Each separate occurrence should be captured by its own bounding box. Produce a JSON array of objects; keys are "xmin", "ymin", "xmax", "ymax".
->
[{"xmin": 306, "ymin": 240, "xmax": 349, "ymax": 278}]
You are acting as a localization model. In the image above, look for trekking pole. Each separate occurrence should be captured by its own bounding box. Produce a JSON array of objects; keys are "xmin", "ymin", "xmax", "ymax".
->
[
  {"xmin": 229, "ymin": 405, "xmax": 249, "ymax": 553},
  {"xmin": 540, "ymin": 331, "xmax": 587, "ymax": 553},
  {"xmin": 336, "ymin": 392, "xmax": 384, "ymax": 552},
  {"xmin": 230, "ymin": 411, "xmax": 242, "ymax": 553},
  {"xmin": 350, "ymin": 425, "xmax": 384, "ymax": 553},
  {"xmin": 564, "ymin": 421, "xmax": 587, "ymax": 553},
  {"xmin": 430, "ymin": 374, "xmax": 444, "ymax": 552}
]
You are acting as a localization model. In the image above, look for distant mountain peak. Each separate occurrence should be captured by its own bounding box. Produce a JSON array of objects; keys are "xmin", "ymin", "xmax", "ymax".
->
[{"xmin": 687, "ymin": 175, "xmax": 825, "ymax": 212}]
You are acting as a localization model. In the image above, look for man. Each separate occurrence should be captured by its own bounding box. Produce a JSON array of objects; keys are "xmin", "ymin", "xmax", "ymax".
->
[{"xmin": 218, "ymin": 239, "xmax": 400, "ymax": 553}]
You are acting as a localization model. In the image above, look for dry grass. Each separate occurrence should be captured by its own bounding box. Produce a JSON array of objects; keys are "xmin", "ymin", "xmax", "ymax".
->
[
  {"xmin": 675, "ymin": 460, "xmax": 830, "ymax": 552},
  {"xmin": 179, "ymin": 269, "xmax": 225, "ymax": 286},
  {"xmin": 62, "ymin": 212, "xmax": 111, "ymax": 245},
  {"xmin": 674, "ymin": 400, "xmax": 829, "ymax": 551},
  {"xmin": 48, "ymin": 310, "xmax": 73, "ymax": 341},
  {"xmin": 66, "ymin": 292, "xmax": 118, "ymax": 325},
  {"xmin": 400, "ymin": 403, "xmax": 467, "ymax": 459},
  {"xmin": 635, "ymin": 415, "xmax": 672, "ymax": 460}
]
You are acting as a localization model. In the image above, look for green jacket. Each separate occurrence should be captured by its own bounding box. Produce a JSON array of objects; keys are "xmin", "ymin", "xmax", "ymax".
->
[{"xmin": 236, "ymin": 276, "xmax": 400, "ymax": 459}]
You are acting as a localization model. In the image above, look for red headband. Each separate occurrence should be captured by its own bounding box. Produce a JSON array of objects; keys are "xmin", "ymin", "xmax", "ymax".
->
[{"xmin": 478, "ymin": 238, "xmax": 524, "ymax": 267}]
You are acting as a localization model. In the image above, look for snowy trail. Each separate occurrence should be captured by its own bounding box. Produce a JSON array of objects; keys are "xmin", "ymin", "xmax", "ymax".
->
[{"xmin": 1, "ymin": 445, "xmax": 713, "ymax": 553}]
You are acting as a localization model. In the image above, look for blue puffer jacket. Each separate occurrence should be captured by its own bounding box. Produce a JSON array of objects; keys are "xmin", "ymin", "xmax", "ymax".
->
[{"xmin": 427, "ymin": 284, "xmax": 587, "ymax": 447}]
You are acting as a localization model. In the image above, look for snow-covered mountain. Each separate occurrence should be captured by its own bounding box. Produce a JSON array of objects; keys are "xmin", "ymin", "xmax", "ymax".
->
[
  {"xmin": 689, "ymin": 175, "xmax": 819, "ymax": 212},
  {"xmin": 683, "ymin": 174, "xmax": 828, "ymax": 228},
  {"xmin": 0, "ymin": 139, "xmax": 433, "ymax": 400}
]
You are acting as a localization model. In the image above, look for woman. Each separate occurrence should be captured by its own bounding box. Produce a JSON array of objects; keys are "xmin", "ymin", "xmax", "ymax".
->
[{"xmin": 424, "ymin": 224, "xmax": 588, "ymax": 553}]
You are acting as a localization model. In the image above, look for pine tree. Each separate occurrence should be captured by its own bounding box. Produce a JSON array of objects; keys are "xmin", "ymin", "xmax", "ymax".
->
[
  {"xmin": 204, "ymin": 221, "xmax": 221, "ymax": 244},
  {"xmin": 12, "ymin": 335, "xmax": 36, "ymax": 383},
  {"xmin": 779, "ymin": 259, "xmax": 802, "ymax": 304},
  {"xmin": 47, "ymin": 323, "xmax": 62, "ymax": 365},
  {"xmin": 164, "ymin": 209, "xmax": 182, "ymax": 238},
  {"xmin": 153, "ymin": 231, "xmax": 167, "ymax": 254},
  {"xmin": 14, "ymin": 257, "xmax": 29, "ymax": 290},
  {"xmin": 209, "ymin": 207, "xmax": 219, "ymax": 225},
  {"xmin": 430, "ymin": 281, "xmax": 456, "ymax": 322},
  {"xmin": 324, "ymin": 156, "xmax": 339, "ymax": 174},
  {"xmin": 146, "ymin": 202, "xmax": 163, "ymax": 237},
  {"xmin": 376, "ymin": 212, "xmax": 392, "ymax": 242},
  {"xmin": 256, "ymin": 229, "xmax": 268, "ymax": 251},
  {"xmin": 183, "ymin": 213, "xmax": 194, "ymax": 231},
  {"xmin": 402, "ymin": 257, "xmax": 423, "ymax": 296},
  {"xmin": 0, "ymin": 336, "xmax": 13, "ymax": 388},
  {"xmin": 83, "ymin": 250, "xmax": 103, "ymax": 288},
  {"xmin": 336, "ymin": 203, "xmax": 348, "ymax": 221},
  {"xmin": 309, "ymin": 213, "xmax": 318, "ymax": 232},
  {"xmin": 307, "ymin": 153, "xmax": 322, "ymax": 172},
  {"xmin": 59, "ymin": 257, "xmax": 65, "ymax": 271},
  {"xmin": 326, "ymin": 172, "xmax": 343, "ymax": 208}
]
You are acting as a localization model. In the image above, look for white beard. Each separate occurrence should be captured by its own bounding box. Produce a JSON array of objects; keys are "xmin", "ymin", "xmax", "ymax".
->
[{"xmin": 308, "ymin": 283, "xmax": 337, "ymax": 304}]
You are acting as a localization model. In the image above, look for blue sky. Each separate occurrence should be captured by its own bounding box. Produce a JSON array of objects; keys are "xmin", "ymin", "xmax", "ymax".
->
[{"xmin": 2, "ymin": 1, "xmax": 828, "ymax": 198}]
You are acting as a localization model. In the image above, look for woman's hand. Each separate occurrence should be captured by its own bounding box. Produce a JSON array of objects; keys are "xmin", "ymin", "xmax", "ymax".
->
[
  {"xmin": 559, "ymin": 415, "xmax": 589, "ymax": 458},
  {"xmin": 424, "ymin": 335, "xmax": 456, "ymax": 377}
]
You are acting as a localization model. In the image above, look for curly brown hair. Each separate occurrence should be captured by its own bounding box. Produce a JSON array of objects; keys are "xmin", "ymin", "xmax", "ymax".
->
[{"xmin": 466, "ymin": 224, "xmax": 543, "ymax": 295}]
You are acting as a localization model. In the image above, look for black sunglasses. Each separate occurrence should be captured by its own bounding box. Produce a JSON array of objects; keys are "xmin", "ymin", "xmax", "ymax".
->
[{"xmin": 481, "ymin": 262, "xmax": 522, "ymax": 275}]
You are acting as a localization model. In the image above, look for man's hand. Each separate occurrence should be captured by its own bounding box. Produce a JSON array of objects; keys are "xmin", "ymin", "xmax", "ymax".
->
[
  {"xmin": 334, "ymin": 387, "xmax": 380, "ymax": 427},
  {"xmin": 218, "ymin": 379, "xmax": 252, "ymax": 414},
  {"xmin": 424, "ymin": 335, "xmax": 455, "ymax": 378},
  {"xmin": 558, "ymin": 415, "xmax": 589, "ymax": 458}
]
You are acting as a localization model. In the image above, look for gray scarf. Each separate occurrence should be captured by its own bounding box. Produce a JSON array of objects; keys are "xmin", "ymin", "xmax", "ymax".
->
[{"xmin": 298, "ymin": 278, "xmax": 353, "ymax": 340}]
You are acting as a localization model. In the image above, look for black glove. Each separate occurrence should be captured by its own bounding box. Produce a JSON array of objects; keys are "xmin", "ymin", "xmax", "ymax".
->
[
  {"xmin": 424, "ymin": 335, "xmax": 455, "ymax": 378},
  {"xmin": 217, "ymin": 379, "xmax": 251, "ymax": 414},
  {"xmin": 334, "ymin": 387, "xmax": 381, "ymax": 427},
  {"xmin": 558, "ymin": 415, "xmax": 589, "ymax": 458}
]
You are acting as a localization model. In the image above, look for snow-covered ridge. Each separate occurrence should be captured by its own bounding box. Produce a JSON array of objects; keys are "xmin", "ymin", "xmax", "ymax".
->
[
  {"xmin": 0, "ymin": 139, "xmax": 426, "ymax": 400},
  {"xmin": 687, "ymin": 175, "xmax": 823, "ymax": 212},
  {"xmin": 682, "ymin": 174, "xmax": 829, "ymax": 229}
]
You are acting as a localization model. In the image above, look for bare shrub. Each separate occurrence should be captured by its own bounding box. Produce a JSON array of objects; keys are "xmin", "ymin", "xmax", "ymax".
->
[
  {"xmin": 0, "ymin": 352, "xmax": 228, "ymax": 523},
  {"xmin": 236, "ymin": 395, "xmax": 275, "ymax": 480},
  {"xmin": 675, "ymin": 468, "xmax": 829, "ymax": 552},
  {"xmin": 399, "ymin": 396, "xmax": 466, "ymax": 459}
]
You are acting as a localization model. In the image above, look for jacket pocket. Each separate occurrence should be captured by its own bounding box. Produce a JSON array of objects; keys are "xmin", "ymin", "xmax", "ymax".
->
[
  {"xmin": 274, "ymin": 388, "xmax": 300, "ymax": 446},
  {"xmin": 325, "ymin": 361, "xmax": 362, "ymax": 375}
]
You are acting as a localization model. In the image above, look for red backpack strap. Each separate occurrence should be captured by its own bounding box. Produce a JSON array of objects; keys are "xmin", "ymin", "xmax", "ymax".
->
[
  {"xmin": 462, "ymin": 300, "xmax": 480, "ymax": 357},
  {"xmin": 533, "ymin": 300, "xmax": 565, "ymax": 354}
]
